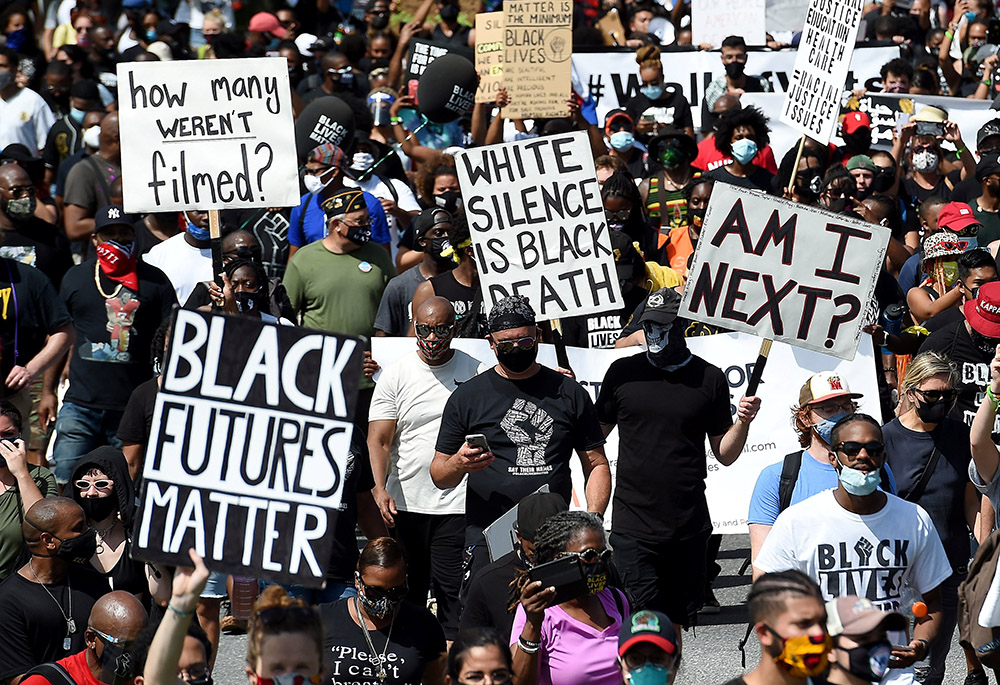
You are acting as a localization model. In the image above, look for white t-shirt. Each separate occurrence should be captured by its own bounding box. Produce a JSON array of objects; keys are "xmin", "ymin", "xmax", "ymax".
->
[
  {"xmin": 368, "ymin": 349, "xmax": 481, "ymax": 515},
  {"xmin": 0, "ymin": 88, "xmax": 55, "ymax": 153},
  {"xmin": 143, "ymin": 233, "xmax": 214, "ymax": 305}
]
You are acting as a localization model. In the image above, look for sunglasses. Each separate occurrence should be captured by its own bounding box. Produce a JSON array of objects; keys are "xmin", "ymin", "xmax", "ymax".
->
[
  {"xmin": 834, "ymin": 441, "xmax": 886, "ymax": 458},
  {"xmin": 912, "ymin": 387, "xmax": 957, "ymax": 403},
  {"xmin": 256, "ymin": 605, "xmax": 317, "ymax": 626},
  {"xmin": 560, "ymin": 548, "xmax": 613, "ymax": 565},
  {"xmin": 415, "ymin": 323, "xmax": 453, "ymax": 338},
  {"xmin": 75, "ymin": 479, "xmax": 113, "ymax": 491},
  {"xmin": 912, "ymin": 145, "xmax": 936, "ymax": 153},
  {"xmin": 358, "ymin": 576, "xmax": 409, "ymax": 602},
  {"xmin": 606, "ymin": 208, "xmax": 631, "ymax": 223},
  {"xmin": 492, "ymin": 336, "xmax": 536, "ymax": 353}
]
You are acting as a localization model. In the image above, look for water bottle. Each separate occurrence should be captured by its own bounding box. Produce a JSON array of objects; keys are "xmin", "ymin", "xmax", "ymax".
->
[
  {"xmin": 881, "ymin": 303, "xmax": 905, "ymax": 355},
  {"xmin": 230, "ymin": 576, "xmax": 258, "ymax": 622}
]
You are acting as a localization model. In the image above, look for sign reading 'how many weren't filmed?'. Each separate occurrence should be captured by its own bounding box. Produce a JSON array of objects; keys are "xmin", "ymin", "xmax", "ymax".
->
[
  {"xmin": 118, "ymin": 57, "xmax": 299, "ymax": 213},
  {"xmin": 133, "ymin": 310, "xmax": 364, "ymax": 586}
]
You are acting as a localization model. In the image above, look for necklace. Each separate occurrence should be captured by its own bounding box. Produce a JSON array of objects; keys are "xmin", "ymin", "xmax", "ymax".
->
[
  {"xmin": 93, "ymin": 261, "xmax": 123, "ymax": 299},
  {"xmin": 95, "ymin": 521, "xmax": 117, "ymax": 554},
  {"xmin": 28, "ymin": 558, "xmax": 75, "ymax": 651},
  {"xmin": 353, "ymin": 595, "xmax": 396, "ymax": 682}
]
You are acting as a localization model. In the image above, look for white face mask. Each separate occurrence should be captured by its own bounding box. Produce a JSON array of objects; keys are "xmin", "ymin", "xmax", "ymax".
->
[
  {"xmin": 303, "ymin": 168, "xmax": 333, "ymax": 194},
  {"xmin": 911, "ymin": 150, "xmax": 939, "ymax": 173},
  {"xmin": 83, "ymin": 125, "xmax": 101, "ymax": 149},
  {"xmin": 351, "ymin": 152, "xmax": 375, "ymax": 173}
]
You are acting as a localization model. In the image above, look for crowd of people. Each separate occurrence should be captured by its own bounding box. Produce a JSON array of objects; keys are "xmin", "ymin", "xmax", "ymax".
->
[{"xmin": 5, "ymin": 0, "xmax": 1000, "ymax": 682}]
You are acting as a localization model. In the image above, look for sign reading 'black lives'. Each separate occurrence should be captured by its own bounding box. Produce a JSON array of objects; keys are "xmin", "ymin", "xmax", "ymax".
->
[{"xmin": 133, "ymin": 309, "xmax": 363, "ymax": 586}]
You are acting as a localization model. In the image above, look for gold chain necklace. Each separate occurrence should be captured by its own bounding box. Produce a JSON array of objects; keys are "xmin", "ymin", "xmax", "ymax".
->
[{"xmin": 93, "ymin": 261, "xmax": 122, "ymax": 300}]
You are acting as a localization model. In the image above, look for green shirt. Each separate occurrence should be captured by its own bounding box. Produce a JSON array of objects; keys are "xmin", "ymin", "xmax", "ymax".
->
[
  {"xmin": 0, "ymin": 464, "xmax": 57, "ymax": 581},
  {"xmin": 974, "ymin": 203, "xmax": 1000, "ymax": 247},
  {"xmin": 284, "ymin": 240, "xmax": 396, "ymax": 389}
]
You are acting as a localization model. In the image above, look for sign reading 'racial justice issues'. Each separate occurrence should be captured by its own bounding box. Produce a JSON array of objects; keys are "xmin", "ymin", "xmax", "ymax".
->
[
  {"xmin": 457, "ymin": 131, "xmax": 622, "ymax": 318},
  {"xmin": 118, "ymin": 57, "xmax": 299, "ymax": 213},
  {"xmin": 679, "ymin": 185, "xmax": 890, "ymax": 360},
  {"xmin": 133, "ymin": 309, "xmax": 364, "ymax": 586}
]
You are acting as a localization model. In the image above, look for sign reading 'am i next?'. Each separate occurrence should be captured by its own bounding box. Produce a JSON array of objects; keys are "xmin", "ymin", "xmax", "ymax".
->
[{"xmin": 133, "ymin": 309, "xmax": 364, "ymax": 587}]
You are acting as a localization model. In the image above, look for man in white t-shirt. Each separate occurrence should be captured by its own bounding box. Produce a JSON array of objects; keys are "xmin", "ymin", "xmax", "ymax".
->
[
  {"xmin": 367, "ymin": 296, "xmax": 480, "ymax": 640},
  {"xmin": 755, "ymin": 413, "xmax": 952, "ymax": 685},
  {"xmin": 0, "ymin": 48, "xmax": 55, "ymax": 154},
  {"xmin": 143, "ymin": 209, "xmax": 214, "ymax": 305}
]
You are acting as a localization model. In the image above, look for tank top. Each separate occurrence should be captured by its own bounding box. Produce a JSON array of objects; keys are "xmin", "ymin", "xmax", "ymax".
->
[
  {"xmin": 430, "ymin": 271, "xmax": 484, "ymax": 338},
  {"xmin": 646, "ymin": 172, "xmax": 693, "ymax": 232}
]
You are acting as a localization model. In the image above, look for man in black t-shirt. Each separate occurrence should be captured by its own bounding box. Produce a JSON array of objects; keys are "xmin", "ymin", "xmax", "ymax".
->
[
  {"xmin": 431, "ymin": 294, "xmax": 610, "ymax": 584},
  {"xmin": 0, "ymin": 163, "xmax": 73, "ymax": 288},
  {"xmin": 596, "ymin": 288, "xmax": 760, "ymax": 629}
]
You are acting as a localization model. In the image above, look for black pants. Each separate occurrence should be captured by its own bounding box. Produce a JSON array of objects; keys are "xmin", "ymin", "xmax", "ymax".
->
[
  {"xmin": 393, "ymin": 511, "xmax": 465, "ymax": 640},
  {"xmin": 611, "ymin": 529, "xmax": 711, "ymax": 629}
]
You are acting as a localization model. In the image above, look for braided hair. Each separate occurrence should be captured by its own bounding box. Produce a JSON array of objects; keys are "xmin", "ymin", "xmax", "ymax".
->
[
  {"xmin": 223, "ymin": 257, "xmax": 271, "ymax": 307},
  {"xmin": 746, "ymin": 570, "xmax": 823, "ymax": 624}
]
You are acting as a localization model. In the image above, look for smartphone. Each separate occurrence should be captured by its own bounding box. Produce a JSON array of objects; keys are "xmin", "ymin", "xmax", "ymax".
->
[
  {"xmin": 527, "ymin": 555, "xmax": 588, "ymax": 605},
  {"xmin": 914, "ymin": 120, "xmax": 944, "ymax": 138},
  {"xmin": 465, "ymin": 433, "xmax": 491, "ymax": 454}
]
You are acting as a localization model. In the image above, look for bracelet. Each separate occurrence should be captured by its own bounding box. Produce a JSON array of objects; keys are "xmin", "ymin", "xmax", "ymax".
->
[
  {"xmin": 988, "ymin": 386, "xmax": 1000, "ymax": 412},
  {"xmin": 957, "ymin": 144, "xmax": 968, "ymax": 158},
  {"xmin": 945, "ymin": 30, "xmax": 954, "ymax": 38},
  {"xmin": 390, "ymin": 116, "xmax": 402, "ymax": 125},
  {"xmin": 517, "ymin": 637, "xmax": 540, "ymax": 654},
  {"xmin": 167, "ymin": 603, "xmax": 195, "ymax": 617}
]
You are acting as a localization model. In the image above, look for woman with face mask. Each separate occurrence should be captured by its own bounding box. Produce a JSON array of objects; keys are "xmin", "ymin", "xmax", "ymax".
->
[
  {"xmin": 604, "ymin": 110, "xmax": 647, "ymax": 179},
  {"xmin": 623, "ymin": 45, "xmax": 695, "ymax": 142},
  {"xmin": 907, "ymin": 231, "xmax": 966, "ymax": 324},
  {"xmin": 511, "ymin": 511, "xmax": 629, "ymax": 685},
  {"xmin": 447, "ymin": 628, "xmax": 515, "ymax": 685},
  {"xmin": 640, "ymin": 129, "xmax": 698, "ymax": 237},
  {"xmin": 601, "ymin": 170, "xmax": 656, "ymax": 258},
  {"xmin": 209, "ymin": 258, "xmax": 292, "ymax": 324},
  {"xmin": 881, "ymin": 352, "xmax": 971, "ymax": 685},
  {"xmin": 893, "ymin": 116, "xmax": 975, "ymax": 214},
  {"xmin": 776, "ymin": 148, "xmax": 826, "ymax": 206},
  {"xmin": 704, "ymin": 106, "xmax": 776, "ymax": 194},
  {"xmin": 320, "ymin": 537, "xmax": 447, "ymax": 685}
]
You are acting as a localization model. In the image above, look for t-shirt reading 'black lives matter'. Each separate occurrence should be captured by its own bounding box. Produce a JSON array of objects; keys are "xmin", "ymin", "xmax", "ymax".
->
[
  {"xmin": 919, "ymin": 319, "xmax": 996, "ymax": 436},
  {"xmin": 596, "ymin": 353, "xmax": 732, "ymax": 541},
  {"xmin": 560, "ymin": 287, "xmax": 646, "ymax": 349},
  {"xmin": 436, "ymin": 367, "xmax": 605, "ymax": 542},
  {"xmin": 320, "ymin": 598, "xmax": 446, "ymax": 685}
]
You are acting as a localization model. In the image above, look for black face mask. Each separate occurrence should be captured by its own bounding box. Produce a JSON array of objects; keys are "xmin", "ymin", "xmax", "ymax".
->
[
  {"xmin": 234, "ymin": 290, "xmax": 262, "ymax": 313},
  {"xmin": 496, "ymin": 344, "xmax": 537, "ymax": 373},
  {"xmin": 644, "ymin": 321, "xmax": 691, "ymax": 369},
  {"xmin": 440, "ymin": 3, "xmax": 460, "ymax": 21},
  {"xmin": 840, "ymin": 640, "xmax": 892, "ymax": 682},
  {"xmin": 913, "ymin": 393, "xmax": 954, "ymax": 424},
  {"xmin": 724, "ymin": 61, "xmax": 745, "ymax": 79},
  {"xmin": 55, "ymin": 528, "xmax": 98, "ymax": 565},
  {"xmin": 78, "ymin": 495, "xmax": 117, "ymax": 522},
  {"xmin": 94, "ymin": 637, "xmax": 136, "ymax": 685},
  {"xmin": 970, "ymin": 327, "xmax": 1000, "ymax": 357},
  {"xmin": 796, "ymin": 170, "xmax": 823, "ymax": 198},
  {"xmin": 842, "ymin": 129, "xmax": 872, "ymax": 152},
  {"xmin": 369, "ymin": 12, "xmax": 389, "ymax": 29},
  {"xmin": 870, "ymin": 168, "xmax": 895, "ymax": 193},
  {"xmin": 343, "ymin": 222, "xmax": 371, "ymax": 245},
  {"xmin": 425, "ymin": 236, "xmax": 455, "ymax": 265},
  {"xmin": 434, "ymin": 191, "xmax": 463, "ymax": 213}
]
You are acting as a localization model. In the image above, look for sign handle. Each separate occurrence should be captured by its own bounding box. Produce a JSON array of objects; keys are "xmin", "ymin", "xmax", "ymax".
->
[
  {"xmin": 785, "ymin": 136, "xmax": 806, "ymax": 197},
  {"xmin": 209, "ymin": 210, "xmax": 223, "ymax": 288},
  {"xmin": 745, "ymin": 338, "xmax": 772, "ymax": 396}
]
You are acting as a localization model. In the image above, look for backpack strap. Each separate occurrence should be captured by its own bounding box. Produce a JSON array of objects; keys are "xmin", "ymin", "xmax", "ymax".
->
[
  {"xmin": 777, "ymin": 450, "xmax": 804, "ymax": 513},
  {"xmin": 22, "ymin": 662, "xmax": 76, "ymax": 685},
  {"xmin": 374, "ymin": 175, "xmax": 399, "ymax": 205},
  {"xmin": 901, "ymin": 446, "xmax": 942, "ymax": 502}
]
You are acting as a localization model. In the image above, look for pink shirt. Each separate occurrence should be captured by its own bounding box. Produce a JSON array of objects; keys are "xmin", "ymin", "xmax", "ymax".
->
[{"xmin": 511, "ymin": 589, "xmax": 628, "ymax": 685}]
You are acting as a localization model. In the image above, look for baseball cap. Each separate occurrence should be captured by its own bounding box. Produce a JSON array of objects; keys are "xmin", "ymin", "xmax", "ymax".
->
[
  {"xmin": 94, "ymin": 205, "xmax": 136, "ymax": 232},
  {"xmin": 964, "ymin": 281, "xmax": 1000, "ymax": 338},
  {"xmin": 846, "ymin": 155, "xmax": 875, "ymax": 172},
  {"xmin": 514, "ymin": 492, "xmax": 568, "ymax": 541},
  {"xmin": 618, "ymin": 610, "xmax": 678, "ymax": 658},
  {"xmin": 248, "ymin": 12, "xmax": 287, "ymax": 38},
  {"xmin": 841, "ymin": 111, "xmax": 871, "ymax": 135},
  {"xmin": 610, "ymin": 231, "xmax": 642, "ymax": 282},
  {"xmin": 69, "ymin": 79, "xmax": 101, "ymax": 102},
  {"xmin": 978, "ymin": 119, "xmax": 1000, "ymax": 148},
  {"xmin": 922, "ymin": 231, "xmax": 967, "ymax": 261},
  {"xmin": 798, "ymin": 371, "xmax": 863, "ymax": 406},
  {"xmin": 638, "ymin": 288, "xmax": 680, "ymax": 326},
  {"xmin": 604, "ymin": 109, "xmax": 634, "ymax": 134},
  {"xmin": 0, "ymin": 144, "xmax": 41, "ymax": 165},
  {"xmin": 411, "ymin": 208, "xmax": 451, "ymax": 249},
  {"xmin": 826, "ymin": 596, "xmax": 906, "ymax": 638},
  {"xmin": 937, "ymin": 202, "xmax": 982, "ymax": 233}
]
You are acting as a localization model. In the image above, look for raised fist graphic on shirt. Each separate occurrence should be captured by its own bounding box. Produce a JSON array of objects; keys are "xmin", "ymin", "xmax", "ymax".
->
[
  {"xmin": 855, "ymin": 537, "xmax": 874, "ymax": 566},
  {"xmin": 500, "ymin": 398, "xmax": 554, "ymax": 468}
]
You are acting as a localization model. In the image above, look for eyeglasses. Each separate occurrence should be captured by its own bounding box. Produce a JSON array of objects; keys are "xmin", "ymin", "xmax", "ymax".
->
[
  {"xmin": 606, "ymin": 208, "xmax": 631, "ymax": 223},
  {"xmin": 90, "ymin": 626, "xmax": 130, "ymax": 646},
  {"xmin": 912, "ymin": 387, "xmax": 957, "ymax": 403},
  {"xmin": 559, "ymin": 547, "xmax": 613, "ymax": 565},
  {"xmin": 256, "ymin": 605, "xmax": 317, "ymax": 626},
  {"xmin": 811, "ymin": 400, "xmax": 855, "ymax": 416},
  {"xmin": 415, "ymin": 323, "xmax": 453, "ymax": 338},
  {"xmin": 912, "ymin": 145, "xmax": 936, "ymax": 153},
  {"xmin": 341, "ymin": 220, "xmax": 371, "ymax": 231},
  {"xmin": 74, "ymin": 479, "xmax": 114, "ymax": 491},
  {"xmin": 492, "ymin": 336, "xmax": 536, "ymax": 353},
  {"xmin": 834, "ymin": 441, "xmax": 886, "ymax": 458},
  {"xmin": 358, "ymin": 576, "xmax": 409, "ymax": 602},
  {"xmin": 459, "ymin": 670, "xmax": 513, "ymax": 685},
  {"xmin": 2, "ymin": 185, "xmax": 35, "ymax": 198}
]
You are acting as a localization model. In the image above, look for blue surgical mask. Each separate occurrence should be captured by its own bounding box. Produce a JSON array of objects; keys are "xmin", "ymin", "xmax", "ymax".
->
[
  {"xmin": 731, "ymin": 138, "xmax": 758, "ymax": 165},
  {"xmin": 186, "ymin": 219, "xmax": 211, "ymax": 242},
  {"xmin": 69, "ymin": 107, "xmax": 86, "ymax": 125},
  {"xmin": 836, "ymin": 458, "xmax": 881, "ymax": 496},
  {"xmin": 626, "ymin": 664, "xmax": 672, "ymax": 685},
  {"xmin": 964, "ymin": 237, "xmax": 979, "ymax": 251},
  {"xmin": 812, "ymin": 412, "xmax": 847, "ymax": 445},
  {"xmin": 145, "ymin": 28, "xmax": 157, "ymax": 41},
  {"xmin": 640, "ymin": 84, "xmax": 664, "ymax": 100},
  {"xmin": 610, "ymin": 131, "xmax": 635, "ymax": 152},
  {"xmin": 966, "ymin": 10, "xmax": 978, "ymax": 22}
]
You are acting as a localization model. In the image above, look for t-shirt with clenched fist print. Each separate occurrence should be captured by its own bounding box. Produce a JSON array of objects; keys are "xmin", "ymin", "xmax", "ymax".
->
[{"xmin": 436, "ymin": 367, "xmax": 605, "ymax": 543}]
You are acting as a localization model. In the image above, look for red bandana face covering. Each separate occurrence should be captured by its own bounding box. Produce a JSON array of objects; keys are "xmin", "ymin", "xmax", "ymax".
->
[{"xmin": 96, "ymin": 240, "xmax": 138, "ymax": 291}]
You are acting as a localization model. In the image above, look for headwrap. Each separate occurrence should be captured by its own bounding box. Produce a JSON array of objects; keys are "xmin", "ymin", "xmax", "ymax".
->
[{"xmin": 488, "ymin": 294, "xmax": 536, "ymax": 333}]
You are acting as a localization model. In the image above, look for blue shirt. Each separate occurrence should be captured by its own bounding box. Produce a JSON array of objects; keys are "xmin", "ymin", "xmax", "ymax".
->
[
  {"xmin": 748, "ymin": 450, "xmax": 898, "ymax": 525},
  {"xmin": 287, "ymin": 191, "xmax": 390, "ymax": 247},
  {"xmin": 898, "ymin": 252, "xmax": 922, "ymax": 293}
]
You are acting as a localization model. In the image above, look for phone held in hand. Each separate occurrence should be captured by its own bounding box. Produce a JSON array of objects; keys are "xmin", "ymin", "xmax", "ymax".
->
[{"xmin": 527, "ymin": 555, "xmax": 588, "ymax": 605}]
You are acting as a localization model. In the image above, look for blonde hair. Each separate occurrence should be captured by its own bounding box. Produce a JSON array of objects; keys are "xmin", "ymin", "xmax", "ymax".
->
[
  {"xmin": 896, "ymin": 350, "xmax": 957, "ymax": 417},
  {"xmin": 246, "ymin": 585, "xmax": 323, "ymax": 671},
  {"xmin": 635, "ymin": 44, "xmax": 661, "ymax": 70}
]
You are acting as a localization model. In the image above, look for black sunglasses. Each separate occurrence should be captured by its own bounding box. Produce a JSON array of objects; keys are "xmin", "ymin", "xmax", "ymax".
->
[
  {"xmin": 912, "ymin": 388, "xmax": 957, "ymax": 403},
  {"xmin": 560, "ymin": 548, "xmax": 613, "ymax": 565},
  {"xmin": 358, "ymin": 576, "xmax": 408, "ymax": 602},
  {"xmin": 493, "ymin": 336, "xmax": 536, "ymax": 353},
  {"xmin": 835, "ymin": 441, "xmax": 886, "ymax": 458},
  {"xmin": 415, "ymin": 323, "xmax": 453, "ymax": 338}
]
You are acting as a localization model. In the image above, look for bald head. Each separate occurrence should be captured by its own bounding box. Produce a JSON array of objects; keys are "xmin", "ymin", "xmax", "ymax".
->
[
  {"xmin": 23, "ymin": 497, "xmax": 85, "ymax": 543},
  {"xmin": 713, "ymin": 94, "xmax": 740, "ymax": 114},
  {"xmin": 415, "ymin": 296, "xmax": 456, "ymax": 327},
  {"xmin": 0, "ymin": 163, "xmax": 30, "ymax": 189},
  {"xmin": 99, "ymin": 113, "xmax": 119, "ymax": 149},
  {"xmin": 89, "ymin": 591, "xmax": 148, "ymax": 640}
]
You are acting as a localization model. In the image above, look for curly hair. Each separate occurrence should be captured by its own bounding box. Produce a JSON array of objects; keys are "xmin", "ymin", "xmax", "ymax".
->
[
  {"xmin": 246, "ymin": 585, "xmax": 324, "ymax": 670},
  {"xmin": 150, "ymin": 313, "xmax": 175, "ymax": 376},
  {"xmin": 713, "ymin": 106, "xmax": 770, "ymax": 156},
  {"xmin": 416, "ymin": 153, "xmax": 458, "ymax": 204}
]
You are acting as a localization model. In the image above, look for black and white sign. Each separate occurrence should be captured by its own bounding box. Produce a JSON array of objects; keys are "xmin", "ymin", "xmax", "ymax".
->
[
  {"xmin": 679, "ymin": 185, "xmax": 890, "ymax": 360},
  {"xmin": 118, "ymin": 58, "xmax": 299, "ymax": 213},
  {"xmin": 133, "ymin": 310, "xmax": 363, "ymax": 586},
  {"xmin": 456, "ymin": 131, "xmax": 622, "ymax": 318}
]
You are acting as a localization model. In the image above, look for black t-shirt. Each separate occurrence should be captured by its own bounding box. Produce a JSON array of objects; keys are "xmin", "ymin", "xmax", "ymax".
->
[
  {"xmin": 624, "ymin": 89, "xmax": 694, "ymax": 138},
  {"xmin": 882, "ymin": 417, "xmax": 971, "ymax": 570},
  {"xmin": 1, "ymin": 219, "xmax": 74, "ymax": 288},
  {"xmin": 325, "ymin": 432, "xmax": 375, "ymax": 582},
  {"xmin": 0, "ymin": 259, "xmax": 72, "ymax": 386},
  {"xmin": 561, "ymin": 287, "xmax": 647, "ymax": 349},
  {"xmin": 116, "ymin": 376, "xmax": 159, "ymax": 446},
  {"xmin": 319, "ymin": 598, "xmax": 446, "ymax": 685},
  {"xmin": 436, "ymin": 367, "xmax": 605, "ymax": 542},
  {"xmin": 919, "ymin": 319, "xmax": 992, "ymax": 432},
  {"xmin": 596, "ymin": 353, "xmax": 732, "ymax": 540},
  {"xmin": 429, "ymin": 271, "xmax": 485, "ymax": 338},
  {"xmin": 459, "ymin": 550, "xmax": 521, "ymax": 641},
  {"xmin": 951, "ymin": 176, "xmax": 979, "ymax": 204},
  {"xmin": 902, "ymin": 175, "xmax": 954, "ymax": 213},
  {"xmin": 60, "ymin": 260, "xmax": 178, "ymax": 411},
  {"xmin": 42, "ymin": 116, "xmax": 83, "ymax": 173},
  {"xmin": 0, "ymin": 567, "xmax": 111, "ymax": 681},
  {"xmin": 923, "ymin": 306, "xmax": 963, "ymax": 335},
  {"xmin": 705, "ymin": 164, "xmax": 776, "ymax": 194}
]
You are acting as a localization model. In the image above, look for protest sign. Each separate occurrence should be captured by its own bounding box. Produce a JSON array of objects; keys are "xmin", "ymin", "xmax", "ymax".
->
[
  {"xmin": 779, "ymin": 0, "xmax": 866, "ymax": 143},
  {"xmin": 475, "ymin": 13, "xmax": 505, "ymax": 103},
  {"xmin": 692, "ymin": 0, "xmax": 766, "ymax": 48},
  {"xmin": 118, "ymin": 58, "xmax": 298, "ymax": 213},
  {"xmin": 133, "ymin": 310, "xmax": 364, "ymax": 586},
  {"xmin": 503, "ymin": 0, "xmax": 573, "ymax": 119},
  {"xmin": 679, "ymin": 184, "xmax": 890, "ymax": 360},
  {"xmin": 371, "ymin": 331, "xmax": 879, "ymax": 534},
  {"xmin": 595, "ymin": 8, "xmax": 627, "ymax": 46},
  {"xmin": 456, "ymin": 131, "xmax": 622, "ymax": 318}
]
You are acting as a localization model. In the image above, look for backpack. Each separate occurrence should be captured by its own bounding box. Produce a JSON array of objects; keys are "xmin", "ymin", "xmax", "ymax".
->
[
  {"xmin": 959, "ymin": 527, "xmax": 1000, "ymax": 669},
  {"xmin": 21, "ymin": 662, "xmax": 76, "ymax": 685}
]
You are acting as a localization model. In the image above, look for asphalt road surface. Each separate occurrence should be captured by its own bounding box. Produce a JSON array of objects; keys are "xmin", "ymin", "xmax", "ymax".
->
[{"xmin": 210, "ymin": 535, "xmax": 975, "ymax": 685}]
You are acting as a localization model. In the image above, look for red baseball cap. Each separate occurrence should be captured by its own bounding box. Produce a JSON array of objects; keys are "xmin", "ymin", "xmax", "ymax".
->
[
  {"xmin": 965, "ymin": 282, "xmax": 1000, "ymax": 339},
  {"xmin": 841, "ymin": 111, "xmax": 871, "ymax": 135},
  {"xmin": 248, "ymin": 12, "xmax": 287, "ymax": 38},
  {"xmin": 937, "ymin": 201, "xmax": 982, "ymax": 234}
]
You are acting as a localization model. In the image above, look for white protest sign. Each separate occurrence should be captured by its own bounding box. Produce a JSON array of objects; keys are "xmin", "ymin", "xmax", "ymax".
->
[
  {"xmin": 371, "ymin": 332, "xmax": 879, "ymax": 534},
  {"xmin": 779, "ymin": 0, "xmax": 866, "ymax": 143},
  {"xmin": 118, "ymin": 57, "xmax": 299, "ymax": 213},
  {"xmin": 680, "ymin": 185, "xmax": 890, "ymax": 360},
  {"xmin": 134, "ymin": 310, "xmax": 364, "ymax": 587},
  {"xmin": 456, "ymin": 131, "xmax": 622, "ymax": 318},
  {"xmin": 691, "ymin": 0, "xmax": 766, "ymax": 48}
]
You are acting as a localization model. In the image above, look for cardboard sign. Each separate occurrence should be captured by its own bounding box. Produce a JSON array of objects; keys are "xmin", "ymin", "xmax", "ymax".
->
[
  {"xmin": 679, "ymin": 185, "xmax": 890, "ymax": 360},
  {"xmin": 503, "ymin": 0, "xmax": 573, "ymax": 119},
  {"xmin": 456, "ymin": 131, "xmax": 622, "ymax": 319},
  {"xmin": 133, "ymin": 310, "xmax": 364, "ymax": 586},
  {"xmin": 691, "ymin": 0, "xmax": 766, "ymax": 48},
  {"xmin": 118, "ymin": 58, "xmax": 298, "ymax": 213},
  {"xmin": 779, "ymin": 0, "xmax": 866, "ymax": 143},
  {"xmin": 595, "ymin": 9, "xmax": 627, "ymax": 46},
  {"xmin": 475, "ymin": 13, "xmax": 505, "ymax": 104}
]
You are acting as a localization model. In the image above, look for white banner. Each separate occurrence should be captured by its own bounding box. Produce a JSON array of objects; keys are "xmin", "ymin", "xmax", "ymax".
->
[
  {"xmin": 570, "ymin": 45, "xmax": 898, "ymax": 131},
  {"xmin": 779, "ymin": 0, "xmax": 865, "ymax": 143},
  {"xmin": 692, "ymin": 0, "xmax": 766, "ymax": 49},
  {"xmin": 680, "ymin": 184, "xmax": 890, "ymax": 360},
  {"xmin": 456, "ymin": 131, "xmax": 622, "ymax": 318},
  {"xmin": 371, "ymin": 332, "xmax": 879, "ymax": 533},
  {"xmin": 118, "ymin": 57, "xmax": 299, "ymax": 213}
]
